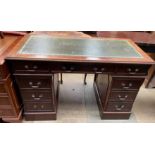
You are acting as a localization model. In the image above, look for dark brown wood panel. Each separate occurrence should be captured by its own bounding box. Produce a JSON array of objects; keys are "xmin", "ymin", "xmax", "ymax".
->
[
  {"xmin": 105, "ymin": 102, "xmax": 133, "ymax": 112},
  {"xmin": 15, "ymin": 75, "xmax": 53, "ymax": 89},
  {"xmin": 21, "ymin": 90, "xmax": 52, "ymax": 102},
  {"xmin": 109, "ymin": 91, "xmax": 138, "ymax": 102},
  {"xmin": 116, "ymin": 64, "xmax": 150, "ymax": 76},
  {"xmin": 10, "ymin": 60, "xmax": 50, "ymax": 74},
  {"xmin": 111, "ymin": 77, "xmax": 144, "ymax": 90},
  {"xmin": 24, "ymin": 101, "xmax": 54, "ymax": 112}
]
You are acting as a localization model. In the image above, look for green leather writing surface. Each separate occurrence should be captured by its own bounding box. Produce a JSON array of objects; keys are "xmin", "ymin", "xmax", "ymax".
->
[{"xmin": 18, "ymin": 35, "xmax": 143, "ymax": 58}]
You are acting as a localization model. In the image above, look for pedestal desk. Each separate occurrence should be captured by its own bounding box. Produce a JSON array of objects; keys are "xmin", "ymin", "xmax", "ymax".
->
[{"xmin": 5, "ymin": 34, "xmax": 154, "ymax": 121}]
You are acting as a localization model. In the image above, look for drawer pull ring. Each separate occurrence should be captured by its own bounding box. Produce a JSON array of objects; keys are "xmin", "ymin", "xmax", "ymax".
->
[
  {"xmin": 135, "ymin": 68, "xmax": 139, "ymax": 72},
  {"xmin": 25, "ymin": 65, "xmax": 29, "ymax": 69},
  {"xmin": 121, "ymin": 83, "xmax": 132, "ymax": 89},
  {"xmin": 93, "ymin": 67, "xmax": 98, "ymax": 72},
  {"xmin": 41, "ymin": 105, "xmax": 44, "ymax": 109},
  {"xmin": 115, "ymin": 105, "xmax": 125, "ymax": 111},
  {"xmin": 32, "ymin": 94, "xmax": 43, "ymax": 99},
  {"xmin": 29, "ymin": 81, "xmax": 41, "ymax": 88},
  {"xmin": 62, "ymin": 66, "xmax": 66, "ymax": 70},
  {"xmin": 33, "ymin": 65, "xmax": 38, "ymax": 69},
  {"xmin": 118, "ymin": 95, "xmax": 128, "ymax": 101},
  {"xmin": 101, "ymin": 68, "xmax": 105, "ymax": 72},
  {"xmin": 33, "ymin": 105, "xmax": 37, "ymax": 108},
  {"xmin": 70, "ymin": 67, "xmax": 75, "ymax": 71},
  {"xmin": 33, "ymin": 97, "xmax": 41, "ymax": 101},
  {"xmin": 127, "ymin": 68, "xmax": 132, "ymax": 72}
]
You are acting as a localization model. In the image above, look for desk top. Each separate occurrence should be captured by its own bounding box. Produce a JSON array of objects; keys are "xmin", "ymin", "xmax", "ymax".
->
[{"xmin": 7, "ymin": 34, "xmax": 154, "ymax": 64}]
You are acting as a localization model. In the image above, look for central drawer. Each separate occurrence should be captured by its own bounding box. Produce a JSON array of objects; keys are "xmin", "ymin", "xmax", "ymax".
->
[
  {"xmin": 15, "ymin": 75, "xmax": 52, "ymax": 89},
  {"xmin": 50, "ymin": 62, "xmax": 115, "ymax": 73},
  {"xmin": 109, "ymin": 91, "xmax": 138, "ymax": 102},
  {"xmin": 21, "ymin": 90, "xmax": 52, "ymax": 102}
]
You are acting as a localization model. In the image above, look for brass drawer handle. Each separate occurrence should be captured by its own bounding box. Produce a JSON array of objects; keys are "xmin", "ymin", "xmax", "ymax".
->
[
  {"xmin": 118, "ymin": 95, "xmax": 128, "ymax": 101},
  {"xmin": 41, "ymin": 105, "xmax": 44, "ymax": 109},
  {"xmin": 135, "ymin": 68, "xmax": 139, "ymax": 72},
  {"xmin": 24, "ymin": 65, "xmax": 38, "ymax": 70},
  {"xmin": 93, "ymin": 67, "xmax": 98, "ymax": 72},
  {"xmin": 62, "ymin": 66, "xmax": 75, "ymax": 72},
  {"xmin": 62, "ymin": 66, "xmax": 66, "ymax": 70},
  {"xmin": 33, "ymin": 105, "xmax": 37, "ymax": 108},
  {"xmin": 33, "ymin": 97, "xmax": 41, "ymax": 101},
  {"xmin": 115, "ymin": 105, "xmax": 125, "ymax": 111},
  {"xmin": 70, "ymin": 67, "xmax": 75, "ymax": 71},
  {"xmin": 127, "ymin": 68, "xmax": 140, "ymax": 74},
  {"xmin": 121, "ymin": 82, "xmax": 132, "ymax": 89},
  {"xmin": 33, "ymin": 65, "xmax": 38, "ymax": 69},
  {"xmin": 29, "ymin": 81, "xmax": 41, "ymax": 88},
  {"xmin": 101, "ymin": 68, "xmax": 105, "ymax": 72},
  {"xmin": 24, "ymin": 65, "xmax": 29, "ymax": 69},
  {"xmin": 32, "ymin": 94, "xmax": 43, "ymax": 100}
]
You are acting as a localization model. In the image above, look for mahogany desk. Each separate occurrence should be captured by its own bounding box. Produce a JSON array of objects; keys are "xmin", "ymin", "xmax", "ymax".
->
[{"xmin": 6, "ymin": 34, "xmax": 154, "ymax": 121}]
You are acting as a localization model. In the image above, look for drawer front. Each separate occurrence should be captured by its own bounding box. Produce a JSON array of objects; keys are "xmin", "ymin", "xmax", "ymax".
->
[
  {"xmin": 0, "ymin": 82, "xmax": 7, "ymax": 94},
  {"xmin": 11, "ymin": 61, "xmax": 50, "ymax": 74},
  {"xmin": 105, "ymin": 102, "xmax": 133, "ymax": 112},
  {"xmin": 50, "ymin": 62, "xmax": 114, "ymax": 73},
  {"xmin": 24, "ymin": 101, "xmax": 55, "ymax": 112},
  {"xmin": 109, "ymin": 91, "xmax": 138, "ymax": 102},
  {"xmin": 111, "ymin": 77, "xmax": 144, "ymax": 90},
  {"xmin": 15, "ymin": 76, "xmax": 52, "ymax": 89},
  {"xmin": 21, "ymin": 90, "xmax": 52, "ymax": 102},
  {"xmin": 116, "ymin": 65, "xmax": 149, "ymax": 75},
  {"xmin": 0, "ymin": 109, "xmax": 16, "ymax": 117},
  {"xmin": 0, "ymin": 96, "xmax": 10, "ymax": 106}
]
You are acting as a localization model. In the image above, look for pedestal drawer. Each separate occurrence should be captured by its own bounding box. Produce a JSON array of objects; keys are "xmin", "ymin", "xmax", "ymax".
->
[
  {"xmin": 109, "ymin": 91, "xmax": 138, "ymax": 102},
  {"xmin": 105, "ymin": 102, "xmax": 133, "ymax": 112},
  {"xmin": 15, "ymin": 75, "xmax": 52, "ymax": 89},
  {"xmin": 24, "ymin": 101, "xmax": 55, "ymax": 112},
  {"xmin": 21, "ymin": 90, "xmax": 52, "ymax": 102},
  {"xmin": 111, "ymin": 77, "xmax": 144, "ymax": 90}
]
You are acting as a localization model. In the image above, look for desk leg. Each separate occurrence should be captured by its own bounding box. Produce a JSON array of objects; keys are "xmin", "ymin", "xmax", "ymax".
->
[
  {"xmin": 84, "ymin": 73, "xmax": 87, "ymax": 85},
  {"xmin": 94, "ymin": 74, "xmax": 98, "ymax": 82},
  {"xmin": 60, "ymin": 73, "xmax": 63, "ymax": 84}
]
